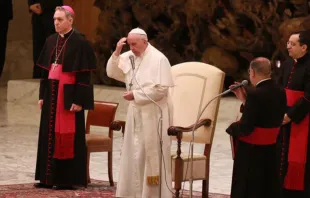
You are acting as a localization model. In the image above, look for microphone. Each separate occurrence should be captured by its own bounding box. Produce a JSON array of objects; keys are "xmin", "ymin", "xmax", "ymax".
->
[
  {"xmin": 128, "ymin": 55, "xmax": 136, "ymax": 91},
  {"xmin": 129, "ymin": 55, "xmax": 135, "ymax": 70},
  {"xmin": 221, "ymin": 80, "xmax": 248, "ymax": 95}
]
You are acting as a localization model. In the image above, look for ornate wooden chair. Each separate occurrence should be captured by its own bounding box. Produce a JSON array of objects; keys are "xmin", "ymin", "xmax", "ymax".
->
[
  {"xmin": 85, "ymin": 101, "xmax": 125, "ymax": 186},
  {"xmin": 168, "ymin": 62, "xmax": 225, "ymax": 198}
]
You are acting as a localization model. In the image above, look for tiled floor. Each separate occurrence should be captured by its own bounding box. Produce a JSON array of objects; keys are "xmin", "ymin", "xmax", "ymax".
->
[{"xmin": 0, "ymin": 84, "xmax": 241, "ymax": 195}]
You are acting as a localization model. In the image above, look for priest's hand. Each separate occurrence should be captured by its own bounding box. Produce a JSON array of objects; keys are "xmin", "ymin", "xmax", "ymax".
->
[
  {"xmin": 70, "ymin": 104, "xmax": 82, "ymax": 112},
  {"xmin": 30, "ymin": 3, "xmax": 42, "ymax": 15},
  {"xmin": 114, "ymin": 37, "xmax": 127, "ymax": 56},
  {"xmin": 123, "ymin": 91, "xmax": 134, "ymax": 101},
  {"xmin": 282, "ymin": 114, "xmax": 291, "ymax": 125},
  {"xmin": 38, "ymin": 100, "xmax": 43, "ymax": 110},
  {"xmin": 229, "ymin": 82, "xmax": 246, "ymax": 104}
]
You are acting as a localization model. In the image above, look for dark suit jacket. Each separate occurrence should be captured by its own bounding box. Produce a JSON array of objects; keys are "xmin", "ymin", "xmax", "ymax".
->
[
  {"xmin": 28, "ymin": 0, "xmax": 63, "ymax": 13},
  {"xmin": 1, "ymin": 0, "xmax": 13, "ymax": 21},
  {"xmin": 226, "ymin": 79, "xmax": 287, "ymax": 136}
]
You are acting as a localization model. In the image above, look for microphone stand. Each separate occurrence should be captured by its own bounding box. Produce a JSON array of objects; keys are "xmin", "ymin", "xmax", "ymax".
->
[
  {"xmin": 188, "ymin": 85, "xmax": 244, "ymax": 197},
  {"xmin": 131, "ymin": 66, "xmax": 164, "ymax": 198}
]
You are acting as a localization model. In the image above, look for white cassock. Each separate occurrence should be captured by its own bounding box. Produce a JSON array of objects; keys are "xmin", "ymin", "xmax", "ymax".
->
[{"xmin": 107, "ymin": 43, "xmax": 174, "ymax": 198}]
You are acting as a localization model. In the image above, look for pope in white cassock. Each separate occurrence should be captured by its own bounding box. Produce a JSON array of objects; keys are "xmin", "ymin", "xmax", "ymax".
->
[{"xmin": 106, "ymin": 28, "xmax": 174, "ymax": 197}]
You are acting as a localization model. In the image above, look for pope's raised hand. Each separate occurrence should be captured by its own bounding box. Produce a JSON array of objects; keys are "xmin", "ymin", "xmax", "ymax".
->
[{"xmin": 114, "ymin": 37, "xmax": 127, "ymax": 56}]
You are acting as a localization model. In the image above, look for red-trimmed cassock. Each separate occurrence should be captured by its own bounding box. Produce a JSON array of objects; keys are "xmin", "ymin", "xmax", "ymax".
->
[
  {"xmin": 227, "ymin": 79, "xmax": 287, "ymax": 198},
  {"xmin": 34, "ymin": 29, "xmax": 96, "ymax": 187},
  {"xmin": 277, "ymin": 53, "xmax": 310, "ymax": 198}
]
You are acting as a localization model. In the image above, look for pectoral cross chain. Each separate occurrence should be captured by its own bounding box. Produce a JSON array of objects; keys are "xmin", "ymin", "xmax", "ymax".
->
[{"xmin": 52, "ymin": 62, "xmax": 59, "ymax": 71}]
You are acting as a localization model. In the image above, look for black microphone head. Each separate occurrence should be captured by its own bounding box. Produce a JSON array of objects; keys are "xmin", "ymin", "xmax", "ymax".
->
[{"xmin": 241, "ymin": 80, "xmax": 248, "ymax": 86}]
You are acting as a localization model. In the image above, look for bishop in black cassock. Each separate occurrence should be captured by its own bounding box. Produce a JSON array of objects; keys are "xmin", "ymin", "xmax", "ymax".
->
[
  {"xmin": 34, "ymin": 6, "xmax": 96, "ymax": 189},
  {"xmin": 277, "ymin": 31, "xmax": 310, "ymax": 198},
  {"xmin": 227, "ymin": 57, "xmax": 287, "ymax": 198}
]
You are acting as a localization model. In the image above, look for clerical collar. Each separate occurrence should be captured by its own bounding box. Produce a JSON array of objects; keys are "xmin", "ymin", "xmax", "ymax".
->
[
  {"xmin": 256, "ymin": 78, "xmax": 271, "ymax": 86},
  {"xmin": 59, "ymin": 28, "xmax": 73, "ymax": 38},
  {"xmin": 295, "ymin": 52, "xmax": 310, "ymax": 64}
]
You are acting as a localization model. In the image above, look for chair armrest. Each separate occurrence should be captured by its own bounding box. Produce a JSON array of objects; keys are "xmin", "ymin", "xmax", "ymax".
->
[
  {"xmin": 110, "ymin": 120, "xmax": 126, "ymax": 135},
  {"xmin": 168, "ymin": 118, "xmax": 212, "ymax": 136}
]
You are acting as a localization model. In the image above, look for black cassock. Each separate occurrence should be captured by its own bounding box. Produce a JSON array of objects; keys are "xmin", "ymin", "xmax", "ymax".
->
[
  {"xmin": 226, "ymin": 79, "xmax": 287, "ymax": 198},
  {"xmin": 35, "ymin": 29, "xmax": 96, "ymax": 187},
  {"xmin": 0, "ymin": 0, "xmax": 12, "ymax": 77},
  {"xmin": 277, "ymin": 53, "xmax": 310, "ymax": 198}
]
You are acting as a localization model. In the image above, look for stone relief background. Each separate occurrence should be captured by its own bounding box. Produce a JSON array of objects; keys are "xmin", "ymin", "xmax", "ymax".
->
[
  {"xmin": 3, "ymin": 0, "xmax": 310, "ymax": 88},
  {"xmin": 91, "ymin": 0, "xmax": 310, "ymax": 87}
]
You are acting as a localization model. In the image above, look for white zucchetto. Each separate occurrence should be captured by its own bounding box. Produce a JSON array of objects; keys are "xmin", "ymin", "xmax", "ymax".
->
[{"xmin": 128, "ymin": 28, "xmax": 147, "ymax": 36}]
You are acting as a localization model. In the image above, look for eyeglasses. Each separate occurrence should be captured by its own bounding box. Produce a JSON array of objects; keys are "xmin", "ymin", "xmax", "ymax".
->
[{"xmin": 287, "ymin": 41, "xmax": 298, "ymax": 47}]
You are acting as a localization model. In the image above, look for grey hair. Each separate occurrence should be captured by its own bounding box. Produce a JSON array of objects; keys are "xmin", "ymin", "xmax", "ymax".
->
[
  {"xmin": 249, "ymin": 57, "xmax": 271, "ymax": 76},
  {"xmin": 140, "ymin": 34, "xmax": 148, "ymax": 41},
  {"xmin": 55, "ymin": 6, "xmax": 75, "ymax": 19}
]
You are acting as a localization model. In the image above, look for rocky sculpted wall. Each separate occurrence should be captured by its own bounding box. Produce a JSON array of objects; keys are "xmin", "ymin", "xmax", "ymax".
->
[{"xmin": 90, "ymin": 0, "xmax": 310, "ymax": 85}]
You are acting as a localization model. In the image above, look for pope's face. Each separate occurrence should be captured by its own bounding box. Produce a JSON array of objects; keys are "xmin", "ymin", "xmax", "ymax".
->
[
  {"xmin": 127, "ymin": 34, "xmax": 147, "ymax": 56},
  {"xmin": 54, "ymin": 10, "xmax": 73, "ymax": 34}
]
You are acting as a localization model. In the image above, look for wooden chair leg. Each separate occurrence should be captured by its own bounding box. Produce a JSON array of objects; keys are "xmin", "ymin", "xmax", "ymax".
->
[
  {"xmin": 86, "ymin": 151, "xmax": 91, "ymax": 183},
  {"xmin": 174, "ymin": 134, "xmax": 183, "ymax": 198},
  {"xmin": 174, "ymin": 180, "xmax": 181, "ymax": 198},
  {"xmin": 174, "ymin": 158, "xmax": 183, "ymax": 198},
  {"xmin": 202, "ymin": 163, "xmax": 210, "ymax": 198},
  {"xmin": 108, "ymin": 151, "xmax": 114, "ymax": 186},
  {"xmin": 202, "ymin": 180, "xmax": 209, "ymax": 198}
]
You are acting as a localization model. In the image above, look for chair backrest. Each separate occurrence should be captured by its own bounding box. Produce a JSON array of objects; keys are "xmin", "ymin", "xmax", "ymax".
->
[
  {"xmin": 170, "ymin": 62, "xmax": 225, "ymax": 144},
  {"xmin": 86, "ymin": 101, "xmax": 119, "ymax": 133}
]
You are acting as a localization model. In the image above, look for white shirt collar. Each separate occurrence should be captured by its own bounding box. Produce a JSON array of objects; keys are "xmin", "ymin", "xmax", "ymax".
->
[
  {"xmin": 59, "ymin": 28, "xmax": 73, "ymax": 38},
  {"xmin": 256, "ymin": 78, "xmax": 271, "ymax": 86}
]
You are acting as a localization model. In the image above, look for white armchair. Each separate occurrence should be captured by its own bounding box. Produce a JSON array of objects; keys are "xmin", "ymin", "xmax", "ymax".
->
[{"xmin": 168, "ymin": 62, "xmax": 225, "ymax": 198}]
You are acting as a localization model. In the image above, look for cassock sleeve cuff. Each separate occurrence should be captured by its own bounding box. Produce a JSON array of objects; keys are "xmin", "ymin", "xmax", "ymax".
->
[
  {"xmin": 39, "ymin": 79, "xmax": 48, "ymax": 100},
  {"xmin": 287, "ymin": 97, "xmax": 310, "ymax": 123},
  {"xmin": 132, "ymin": 90, "xmax": 141, "ymax": 104},
  {"xmin": 240, "ymin": 104, "xmax": 244, "ymax": 113},
  {"xmin": 226, "ymin": 121, "xmax": 239, "ymax": 136},
  {"xmin": 63, "ymin": 84, "xmax": 94, "ymax": 110}
]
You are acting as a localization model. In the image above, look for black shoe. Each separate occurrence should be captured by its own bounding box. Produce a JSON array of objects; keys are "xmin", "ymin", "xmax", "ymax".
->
[
  {"xmin": 52, "ymin": 185, "xmax": 74, "ymax": 190},
  {"xmin": 52, "ymin": 185, "xmax": 60, "ymax": 190},
  {"xmin": 34, "ymin": 183, "xmax": 50, "ymax": 188}
]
